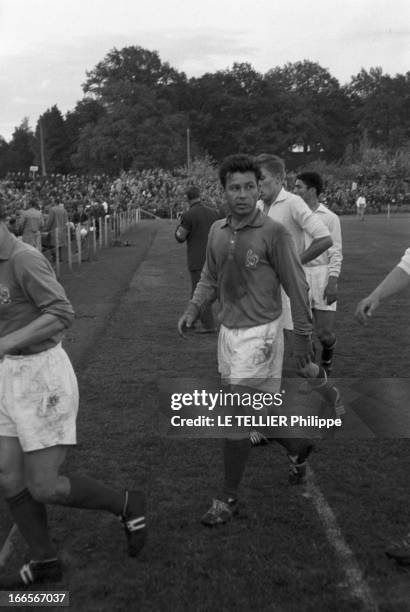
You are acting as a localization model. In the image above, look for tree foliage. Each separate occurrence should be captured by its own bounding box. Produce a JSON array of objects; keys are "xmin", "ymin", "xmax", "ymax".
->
[{"xmin": 1, "ymin": 46, "xmax": 410, "ymax": 177}]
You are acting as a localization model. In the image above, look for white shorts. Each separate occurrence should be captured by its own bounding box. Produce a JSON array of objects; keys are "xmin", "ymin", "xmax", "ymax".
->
[
  {"xmin": 304, "ymin": 266, "xmax": 337, "ymax": 312},
  {"xmin": 218, "ymin": 319, "xmax": 283, "ymax": 393},
  {"xmin": 0, "ymin": 344, "xmax": 79, "ymax": 452}
]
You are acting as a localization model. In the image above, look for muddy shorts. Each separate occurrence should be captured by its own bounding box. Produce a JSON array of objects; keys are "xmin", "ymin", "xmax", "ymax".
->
[
  {"xmin": 0, "ymin": 344, "xmax": 79, "ymax": 451},
  {"xmin": 218, "ymin": 319, "xmax": 283, "ymax": 393}
]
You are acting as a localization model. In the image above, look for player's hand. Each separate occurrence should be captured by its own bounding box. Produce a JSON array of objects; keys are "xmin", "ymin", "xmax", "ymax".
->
[
  {"xmin": 177, "ymin": 303, "xmax": 199, "ymax": 338},
  {"xmin": 293, "ymin": 334, "xmax": 315, "ymax": 369},
  {"xmin": 355, "ymin": 295, "xmax": 380, "ymax": 325},
  {"xmin": 323, "ymin": 278, "xmax": 338, "ymax": 305}
]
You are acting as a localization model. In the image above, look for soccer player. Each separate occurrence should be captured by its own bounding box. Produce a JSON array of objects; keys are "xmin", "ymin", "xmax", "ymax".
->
[
  {"xmin": 0, "ymin": 195, "xmax": 146, "ymax": 588},
  {"xmin": 178, "ymin": 154, "xmax": 314, "ymax": 526},
  {"xmin": 356, "ymin": 193, "xmax": 367, "ymax": 221},
  {"xmin": 356, "ymin": 247, "xmax": 410, "ymax": 566},
  {"xmin": 294, "ymin": 172, "xmax": 343, "ymax": 375},
  {"xmin": 255, "ymin": 155, "xmax": 342, "ymax": 424},
  {"xmin": 175, "ymin": 186, "xmax": 220, "ymax": 333}
]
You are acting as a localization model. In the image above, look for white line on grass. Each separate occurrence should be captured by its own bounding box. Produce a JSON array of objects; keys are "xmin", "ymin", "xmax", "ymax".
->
[{"xmin": 303, "ymin": 471, "xmax": 379, "ymax": 612}]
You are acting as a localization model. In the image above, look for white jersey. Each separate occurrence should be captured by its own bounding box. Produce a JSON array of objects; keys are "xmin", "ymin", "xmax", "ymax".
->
[
  {"xmin": 303, "ymin": 203, "xmax": 342, "ymax": 278},
  {"xmin": 257, "ymin": 188, "xmax": 330, "ymax": 257}
]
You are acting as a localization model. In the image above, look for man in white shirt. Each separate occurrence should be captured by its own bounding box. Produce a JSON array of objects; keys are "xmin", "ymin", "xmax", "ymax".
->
[
  {"xmin": 356, "ymin": 194, "xmax": 367, "ymax": 221},
  {"xmin": 294, "ymin": 172, "xmax": 343, "ymax": 375},
  {"xmin": 254, "ymin": 154, "xmax": 343, "ymax": 438},
  {"xmin": 356, "ymin": 247, "xmax": 410, "ymax": 566}
]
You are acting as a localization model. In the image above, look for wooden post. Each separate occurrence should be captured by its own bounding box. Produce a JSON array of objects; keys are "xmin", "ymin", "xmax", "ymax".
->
[
  {"xmin": 92, "ymin": 218, "xmax": 97, "ymax": 255},
  {"xmin": 76, "ymin": 226, "xmax": 82, "ymax": 266},
  {"xmin": 104, "ymin": 216, "xmax": 108, "ymax": 248},
  {"xmin": 55, "ymin": 228, "xmax": 60, "ymax": 277},
  {"xmin": 67, "ymin": 225, "xmax": 72, "ymax": 270},
  {"xmin": 99, "ymin": 218, "xmax": 103, "ymax": 249}
]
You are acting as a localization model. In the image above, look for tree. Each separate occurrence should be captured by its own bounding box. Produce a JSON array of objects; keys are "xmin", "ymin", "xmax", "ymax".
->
[
  {"xmin": 6, "ymin": 118, "xmax": 35, "ymax": 173},
  {"xmin": 265, "ymin": 61, "xmax": 353, "ymax": 161},
  {"xmin": 34, "ymin": 105, "xmax": 70, "ymax": 174},
  {"xmin": 347, "ymin": 68, "xmax": 410, "ymax": 149},
  {"xmin": 0, "ymin": 137, "xmax": 10, "ymax": 177}
]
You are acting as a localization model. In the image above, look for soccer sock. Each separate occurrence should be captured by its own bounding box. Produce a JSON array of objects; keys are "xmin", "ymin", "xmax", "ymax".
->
[
  {"xmin": 303, "ymin": 364, "xmax": 338, "ymax": 404},
  {"xmin": 222, "ymin": 438, "xmax": 251, "ymax": 500},
  {"xmin": 5, "ymin": 489, "xmax": 56, "ymax": 560},
  {"xmin": 321, "ymin": 336, "xmax": 336, "ymax": 371},
  {"xmin": 61, "ymin": 474, "xmax": 124, "ymax": 516}
]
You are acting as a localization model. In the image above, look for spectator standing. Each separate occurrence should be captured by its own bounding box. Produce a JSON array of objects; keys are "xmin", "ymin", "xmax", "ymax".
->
[
  {"xmin": 45, "ymin": 201, "xmax": 69, "ymax": 262},
  {"xmin": 175, "ymin": 186, "xmax": 220, "ymax": 333},
  {"xmin": 19, "ymin": 198, "xmax": 44, "ymax": 250}
]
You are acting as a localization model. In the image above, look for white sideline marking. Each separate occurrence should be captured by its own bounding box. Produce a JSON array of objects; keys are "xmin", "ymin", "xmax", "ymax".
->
[
  {"xmin": 304, "ymin": 472, "xmax": 379, "ymax": 611},
  {"xmin": 0, "ymin": 524, "xmax": 19, "ymax": 568}
]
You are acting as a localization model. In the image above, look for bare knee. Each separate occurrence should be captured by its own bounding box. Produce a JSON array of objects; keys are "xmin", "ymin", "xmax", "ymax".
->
[
  {"xmin": 0, "ymin": 468, "xmax": 25, "ymax": 498},
  {"xmin": 27, "ymin": 477, "xmax": 60, "ymax": 504},
  {"xmin": 318, "ymin": 330, "xmax": 336, "ymax": 347}
]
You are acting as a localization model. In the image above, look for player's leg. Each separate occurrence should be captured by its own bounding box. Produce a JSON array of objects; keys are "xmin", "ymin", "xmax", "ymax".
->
[
  {"xmin": 314, "ymin": 309, "xmax": 337, "ymax": 375},
  {"xmin": 0, "ymin": 436, "xmax": 61, "ymax": 588}
]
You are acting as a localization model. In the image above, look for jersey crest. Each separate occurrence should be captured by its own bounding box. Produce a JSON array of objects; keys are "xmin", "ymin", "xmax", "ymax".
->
[{"xmin": 0, "ymin": 284, "xmax": 11, "ymax": 304}]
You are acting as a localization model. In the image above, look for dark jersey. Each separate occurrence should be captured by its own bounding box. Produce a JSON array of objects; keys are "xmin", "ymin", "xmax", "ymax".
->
[{"xmin": 180, "ymin": 203, "xmax": 221, "ymax": 271}]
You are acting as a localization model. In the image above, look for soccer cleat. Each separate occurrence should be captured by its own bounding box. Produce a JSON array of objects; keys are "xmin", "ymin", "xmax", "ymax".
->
[
  {"xmin": 0, "ymin": 558, "xmax": 62, "ymax": 589},
  {"xmin": 288, "ymin": 444, "xmax": 313, "ymax": 485},
  {"xmin": 200, "ymin": 498, "xmax": 238, "ymax": 526},
  {"xmin": 120, "ymin": 489, "xmax": 146, "ymax": 557},
  {"xmin": 250, "ymin": 430, "xmax": 271, "ymax": 446},
  {"xmin": 386, "ymin": 533, "xmax": 410, "ymax": 565}
]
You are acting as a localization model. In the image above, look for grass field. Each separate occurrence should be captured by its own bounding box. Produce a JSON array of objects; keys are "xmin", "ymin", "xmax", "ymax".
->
[{"xmin": 1, "ymin": 214, "xmax": 410, "ymax": 611}]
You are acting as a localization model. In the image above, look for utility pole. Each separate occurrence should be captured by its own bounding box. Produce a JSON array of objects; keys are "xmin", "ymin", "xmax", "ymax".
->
[
  {"xmin": 39, "ymin": 118, "xmax": 47, "ymax": 177},
  {"xmin": 186, "ymin": 127, "xmax": 191, "ymax": 174}
]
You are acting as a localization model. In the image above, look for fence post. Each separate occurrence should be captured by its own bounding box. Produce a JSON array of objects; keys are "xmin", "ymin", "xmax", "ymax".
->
[
  {"xmin": 104, "ymin": 216, "xmax": 108, "ymax": 248},
  {"xmin": 76, "ymin": 226, "xmax": 82, "ymax": 265},
  {"xmin": 92, "ymin": 218, "xmax": 97, "ymax": 256},
  {"xmin": 55, "ymin": 228, "xmax": 60, "ymax": 277},
  {"xmin": 67, "ymin": 225, "xmax": 72, "ymax": 271},
  {"xmin": 99, "ymin": 218, "xmax": 103, "ymax": 249}
]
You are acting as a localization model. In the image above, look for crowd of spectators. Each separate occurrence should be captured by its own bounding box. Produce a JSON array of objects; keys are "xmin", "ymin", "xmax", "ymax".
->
[{"xmin": 1, "ymin": 169, "xmax": 409, "ymax": 224}]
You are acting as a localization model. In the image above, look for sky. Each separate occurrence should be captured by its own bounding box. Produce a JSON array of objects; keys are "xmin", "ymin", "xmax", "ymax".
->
[{"xmin": 0, "ymin": 0, "xmax": 409, "ymax": 141}]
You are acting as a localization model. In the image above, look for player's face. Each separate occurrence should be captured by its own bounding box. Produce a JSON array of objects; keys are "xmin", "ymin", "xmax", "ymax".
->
[
  {"xmin": 294, "ymin": 179, "xmax": 309, "ymax": 202},
  {"xmin": 259, "ymin": 167, "xmax": 282, "ymax": 205},
  {"xmin": 224, "ymin": 171, "xmax": 259, "ymax": 219}
]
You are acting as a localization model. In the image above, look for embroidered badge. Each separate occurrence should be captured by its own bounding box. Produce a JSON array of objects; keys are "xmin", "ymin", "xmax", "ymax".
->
[
  {"xmin": 245, "ymin": 249, "xmax": 259, "ymax": 269},
  {"xmin": 0, "ymin": 284, "xmax": 11, "ymax": 305}
]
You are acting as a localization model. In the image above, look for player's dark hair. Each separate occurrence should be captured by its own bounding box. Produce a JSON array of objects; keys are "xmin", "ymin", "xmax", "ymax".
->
[
  {"xmin": 219, "ymin": 154, "xmax": 261, "ymax": 188},
  {"xmin": 186, "ymin": 186, "xmax": 201, "ymax": 201},
  {"xmin": 255, "ymin": 154, "xmax": 286, "ymax": 180},
  {"xmin": 296, "ymin": 172, "xmax": 323, "ymax": 196}
]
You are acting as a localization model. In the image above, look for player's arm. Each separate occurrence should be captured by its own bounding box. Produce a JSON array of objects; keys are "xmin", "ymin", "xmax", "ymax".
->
[
  {"xmin": 0, "ymin": 314, "xmax": 66, "ymax": 359},
  {"xmin": 324, "ymin": 215, "xmax": 343, "ymax": 305},
  {"xmin": 270, "ymin": 230, "xmax": 313, "ymax": 368},
  {"xmin": 291, "ymin": 198, "xmax": 332, "ymax": 264},
  {"xmin": 1, "ymin": 250, "xmax": 75, "ymax": 357},
  {"xmin": 355, "ymin": 266, "xmax": 410, "ymax": 325},
  {"xmin": 300, "ymin": 235, "xmax": 332, "ymax": 265}
]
